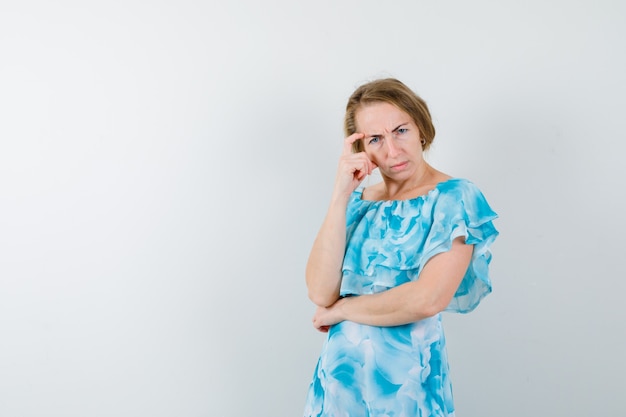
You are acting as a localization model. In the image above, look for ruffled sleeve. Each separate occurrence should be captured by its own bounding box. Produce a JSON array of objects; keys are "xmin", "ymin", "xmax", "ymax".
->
[{"xmin": 420, "ymin": 179, "xmax": 499, "ymax": 313}]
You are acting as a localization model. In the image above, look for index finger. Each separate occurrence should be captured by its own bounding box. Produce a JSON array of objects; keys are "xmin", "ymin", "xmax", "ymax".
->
[{"xmin": 342, "ymin": 133, "xmax": 365, "ymax": 155}]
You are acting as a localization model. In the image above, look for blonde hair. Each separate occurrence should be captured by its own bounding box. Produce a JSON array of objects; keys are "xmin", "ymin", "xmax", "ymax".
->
[{"xmin": 344, "ymin": 78, "xmax": 435, "ymax": 153}]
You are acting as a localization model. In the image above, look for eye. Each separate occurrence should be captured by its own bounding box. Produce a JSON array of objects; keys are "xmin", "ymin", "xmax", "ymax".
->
[
  {"xmin": 397, "ymin": 128, "xmax": 408, "ymax": 134},
  {"xmin": 368, "ymin": 136, "xmax": 380, "ymax": 145}
]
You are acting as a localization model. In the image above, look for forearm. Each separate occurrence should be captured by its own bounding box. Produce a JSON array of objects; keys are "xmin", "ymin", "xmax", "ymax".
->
[
  {"xmin": 316, "ymin": 239, "xmax": 473, "ymax": 328},
  {"xmin": 306, "ymin": 136, "xmax": 376, "ymax": 308},
  {"xmin": 305, "ymin": 195, "xmax": 350, "ymax": 307},
  {"xmin": 337, "ymin": 282, "xmax": 434, "ymax": 327}
]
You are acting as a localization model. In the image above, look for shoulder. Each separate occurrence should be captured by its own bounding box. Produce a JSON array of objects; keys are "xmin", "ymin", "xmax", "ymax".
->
[
  {"xmin": 361, "ymin": 182, "xmax": 386, "ymax": 201},
  {"xmin": 435, "ymin": 178, "xmax": 498, "ymax": 220},
  {"xmin": 437, "ymin": 178, "xmax": 480, "ymax": 195}
]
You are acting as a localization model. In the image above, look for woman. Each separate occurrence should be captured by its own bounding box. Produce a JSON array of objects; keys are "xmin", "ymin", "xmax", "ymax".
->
[{"xmin": 303, "ymin": 78, "xmax": 499, "ymax": 416}]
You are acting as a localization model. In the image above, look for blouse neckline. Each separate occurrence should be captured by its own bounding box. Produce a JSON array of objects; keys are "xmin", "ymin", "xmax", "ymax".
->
[{"xmin": 355, "ymin": 177, "xmax": 461, "ymax": 204}]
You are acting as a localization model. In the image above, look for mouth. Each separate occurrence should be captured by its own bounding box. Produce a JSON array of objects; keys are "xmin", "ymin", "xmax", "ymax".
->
[{"xmin": 390, "ymin": 161, "xmax": 409, "ymax": 170}]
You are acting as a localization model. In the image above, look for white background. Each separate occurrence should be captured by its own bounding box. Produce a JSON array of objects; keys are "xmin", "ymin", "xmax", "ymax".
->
[{"xmin": 1, "ymin": 1, "xmax": 625, "ymax": 416}]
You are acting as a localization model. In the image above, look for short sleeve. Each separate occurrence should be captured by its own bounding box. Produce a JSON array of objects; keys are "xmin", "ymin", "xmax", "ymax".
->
[{"xmin": 420, "ymin": 180, "xmax": 499, "ymax": 313}]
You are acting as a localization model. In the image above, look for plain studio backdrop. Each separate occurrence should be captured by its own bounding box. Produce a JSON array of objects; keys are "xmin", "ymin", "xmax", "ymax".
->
[{"xmin": 1, "ymin": 1, "xmax": 625, "ymax": 416}]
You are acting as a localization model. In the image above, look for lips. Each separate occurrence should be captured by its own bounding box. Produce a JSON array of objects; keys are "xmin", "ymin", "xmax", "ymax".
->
[{"xmin": 391, "ymin": 161, "xmax": 409, "ymax": 170}]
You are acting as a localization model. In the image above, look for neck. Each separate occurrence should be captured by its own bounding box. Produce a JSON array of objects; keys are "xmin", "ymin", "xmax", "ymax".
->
[{"xmin": 383, "ymin": 164, "xmax": 433, "ymax": 200}]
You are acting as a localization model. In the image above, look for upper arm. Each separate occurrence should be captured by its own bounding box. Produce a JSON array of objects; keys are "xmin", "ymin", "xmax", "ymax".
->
[{"xmin": 411, "ymin": 236, "xmax": 474, "ymax": 315}]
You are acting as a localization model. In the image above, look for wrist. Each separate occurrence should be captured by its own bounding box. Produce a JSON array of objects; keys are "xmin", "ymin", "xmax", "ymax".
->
[
  {"xmin": 335, "ymin": 296, "xmax": 349, "ymax": 322},
  {"xmin": 330, "ymin": 189, "xmax": 351, "ymax": 206}
]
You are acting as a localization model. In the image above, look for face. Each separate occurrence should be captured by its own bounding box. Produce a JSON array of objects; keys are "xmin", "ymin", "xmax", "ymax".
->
[{"xmin": 355, "ymin": 101, "xmax": 424, "ymax": 180}]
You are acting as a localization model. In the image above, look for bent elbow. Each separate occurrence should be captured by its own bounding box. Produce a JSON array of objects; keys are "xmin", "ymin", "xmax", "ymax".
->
[
  {"xmin": 419, "ymin": 303, "xmax": 444, "ymax": 319},
  {"xmin": 411, "ymin": 295, "xmax": 448, "ymax": 319},
  {"xmin": 308, "ymin": 290, "xmax": 339, "ymax": 308}
]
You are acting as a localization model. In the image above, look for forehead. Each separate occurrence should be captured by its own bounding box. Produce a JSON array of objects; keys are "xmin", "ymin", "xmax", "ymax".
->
[{"xmin": 355, "ymin": 101, "xmax": 412, "ymax": 132}]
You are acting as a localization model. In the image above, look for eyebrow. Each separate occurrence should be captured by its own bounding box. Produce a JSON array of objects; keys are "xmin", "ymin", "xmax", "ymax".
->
[{"xmin": 364, "ymin": 122, "xmax": 409, "ymax": 137}]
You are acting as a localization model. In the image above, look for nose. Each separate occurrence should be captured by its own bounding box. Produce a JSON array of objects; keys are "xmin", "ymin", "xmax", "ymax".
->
[{"xmin": 385, "ymin": 136, "xmax": 400, "ymax": 157}]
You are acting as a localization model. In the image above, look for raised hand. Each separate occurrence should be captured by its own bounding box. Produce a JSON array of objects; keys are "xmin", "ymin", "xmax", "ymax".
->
[{"xmin": 332, "ymin": 133, "xmax": 377, "ymax": 199}]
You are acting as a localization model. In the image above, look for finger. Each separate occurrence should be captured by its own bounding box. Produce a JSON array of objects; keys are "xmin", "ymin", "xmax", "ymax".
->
[
  {"xmin": 313, "ymin": 323, "xmax": 329, "ymax": 332},
  {"xmin": 342, "ymin": 153, "xmax": 372, "ymax": 174},
  {"xmin": 355, "ymin": 160, "xmax": 368, "ymax": 181},
  {"xmin": 342, "ymin": 133, "xmax": 364, "ymax": 155},
  {"xmin": 313, "ymin": 321, "xmax": 329, "ymax": 332},
  {"xmin": 356, "ymin": 157, "xmax": 375, "ymax": 180},
  {"xmin": 359, "ymin": 153, "xmax": 377, "ymax": 176}
]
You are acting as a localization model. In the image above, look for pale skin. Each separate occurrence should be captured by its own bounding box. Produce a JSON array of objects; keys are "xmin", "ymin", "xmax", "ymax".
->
[{"xmin": 306, "ymin": 101, "xmax": 474, "ymax": 332}]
